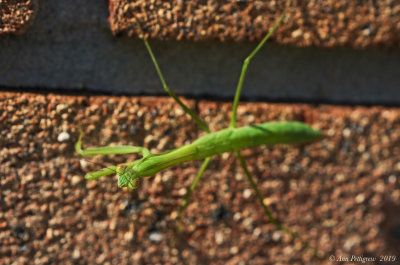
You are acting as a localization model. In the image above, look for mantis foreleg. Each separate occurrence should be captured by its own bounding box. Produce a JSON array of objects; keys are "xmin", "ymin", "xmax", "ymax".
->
[
  {"xmin": 75, "ymin": 133, "xmax": 151, "ymax": 157},
  {"xmin": 75, "ymin": 133, "xmax": 147, "ymax": 179}
]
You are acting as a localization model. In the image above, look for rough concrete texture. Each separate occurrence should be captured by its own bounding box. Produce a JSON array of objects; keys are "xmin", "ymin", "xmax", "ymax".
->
[
  {"xmin": 110, "ymin": 0, "xmax": 400, "ymax": 49},
  {"xmin": 0, "ymin": 0, "xmax": 37, "ymax": 35},
  {"xmin": 0, "ymin": 1, "xmax": 400, "ymax": 104},
  {"xmin": 1, "ymin": 92, "xmax": 400, "ymax": 264}
]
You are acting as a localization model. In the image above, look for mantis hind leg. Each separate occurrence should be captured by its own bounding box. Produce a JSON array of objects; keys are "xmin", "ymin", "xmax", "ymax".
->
[
  {"xmin": 230, "ymin": 13, "xmax": 285, "ymax": 128},
  {"xmin": 235, "ymin": 150, "xmax": 319, "ymax": 256}
]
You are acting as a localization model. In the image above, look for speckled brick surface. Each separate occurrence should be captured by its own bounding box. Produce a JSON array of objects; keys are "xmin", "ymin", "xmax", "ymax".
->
[
  {"xmin": 1, "ymin": 92, "xmax": 399, "ymax": 264},
  {"xmin": 109, "ymin": 0, "xmax": 400, "ymax": 48},
  {"xmin": 0, "ymin": 0, "xmax": 37, "ymax": 35}
]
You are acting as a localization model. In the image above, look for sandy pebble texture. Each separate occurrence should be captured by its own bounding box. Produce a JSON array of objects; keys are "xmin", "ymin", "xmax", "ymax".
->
[
  {"xmin": 1, "ymin": 92, "xmax": 399, "ymax": 264},
  {"xmin": 0, "ymin": 0, "xmax": 37, "ymax": 35},
  {"xmin": 109, "ymin": 0, "xmax": 400, "ymax": 49}
]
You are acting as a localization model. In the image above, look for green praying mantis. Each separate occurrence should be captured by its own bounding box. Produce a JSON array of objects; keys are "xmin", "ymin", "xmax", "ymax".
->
[{"xmin": 76, "ymin": 13, "xmax": 322, "ymax": 254}]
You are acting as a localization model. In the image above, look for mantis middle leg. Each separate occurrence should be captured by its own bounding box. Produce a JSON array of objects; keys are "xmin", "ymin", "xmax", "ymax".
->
[{"xmin": 135, "ymin": 20, "xmax": 212, "ymax": 223}]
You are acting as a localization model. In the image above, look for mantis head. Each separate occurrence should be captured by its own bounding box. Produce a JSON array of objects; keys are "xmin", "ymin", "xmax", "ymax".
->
[{"xmin": 116, "ymin": 164, "xmax": 139, "ymax": 189}]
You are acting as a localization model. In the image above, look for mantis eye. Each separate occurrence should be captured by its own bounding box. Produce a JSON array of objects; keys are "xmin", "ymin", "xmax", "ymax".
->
[{"xmin": 127, "ymin": 178, "xmax": 139, "ymax": 189}]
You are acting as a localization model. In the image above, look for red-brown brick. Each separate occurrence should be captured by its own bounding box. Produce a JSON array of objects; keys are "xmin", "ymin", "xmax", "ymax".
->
[
  {"xmin": 109, "ymin": 0, "xmax": 400, "ymax": 49},
  {"xmin": 0, "ymin": 0, "xmax": 37, "ymax": 35}
]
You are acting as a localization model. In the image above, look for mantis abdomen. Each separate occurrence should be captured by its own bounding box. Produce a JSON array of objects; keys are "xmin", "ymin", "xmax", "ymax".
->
[{"xmin": 135, "ymin": 121, "xmax": 322, "ymax": 177}]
